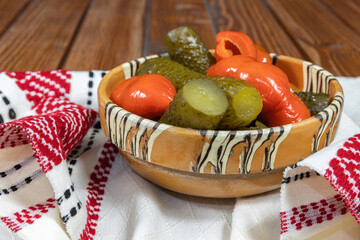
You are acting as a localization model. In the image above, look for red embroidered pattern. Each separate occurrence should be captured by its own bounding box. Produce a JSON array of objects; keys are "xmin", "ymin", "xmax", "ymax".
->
[
  {"xmin": 280, "ymin": 194, "xmax": 348, "ymax": 234},
  {"xmin": 0, "ymin": 97, "xmax": 97, "ymax": 172},
  {"xmin": 0, "ymin": 125, "xmax": 28, "ymax": 149},
  {"xmin": 325, "ymin": 133, "xmax": 360, "ymax": 224},
  {"xmin": 80, "ymin": 142, "xmax": 118, "ymax": 240},
  {"xmin": 6, "ymin": 70, "xmax": 71, "ymax": 108},
  {"xmin": 0, "ymin": 198, "xmax": 56, "ymax": 232}
]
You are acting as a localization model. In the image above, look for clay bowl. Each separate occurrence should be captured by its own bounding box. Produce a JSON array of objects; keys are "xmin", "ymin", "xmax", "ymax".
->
[{"xmin": 98, "ymin": 53, "xmax": 343, "ymax": 198}]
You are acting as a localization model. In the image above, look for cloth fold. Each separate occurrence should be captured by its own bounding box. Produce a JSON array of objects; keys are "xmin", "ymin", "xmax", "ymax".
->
[
  {"xmin": 0, "ymin": 71, "xmax": 359, "ymax": 240},
  {"xmin": 279, "ymin": 113, "xmax": 360, "ymax": 239}
]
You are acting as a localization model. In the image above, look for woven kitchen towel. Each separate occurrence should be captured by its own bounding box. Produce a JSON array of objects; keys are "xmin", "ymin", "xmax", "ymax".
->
[
  {"xmin": 230, "ymin": 77, "xmax": 360, "ymax": 240},
  {"xmin": 278, "ymin": 77, "xmax": 360, "ymax": 239},
  {"xmin": 0, "ymin": 70, "xmax": 235, "ymax": 240},
  {"xmin": 0, "ymin": 71, "xmax": 359, "ymax": 240}
]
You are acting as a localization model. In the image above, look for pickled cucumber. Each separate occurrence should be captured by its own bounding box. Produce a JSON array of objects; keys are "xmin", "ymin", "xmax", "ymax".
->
[
  {"xmin": 136, "ymin": 57, "xmax": 200, "ymax": 90},
  {"xmin": 159, "ymin": 79, "xmax": 228, "ymax": 129},
  {"xmin": 164, "ymin": 26, "xmax": 216, "ymax": 74},
  {"xmin": 137, "ymin": 57, "xmax": 263, "ymax": 129},
  {"xmin": 294, "ymin": 92, "xmax": 329, "ymax": 116},
  {"xmin": 217, "ymin": 81, "xmax": 263, "ymax": 129}
]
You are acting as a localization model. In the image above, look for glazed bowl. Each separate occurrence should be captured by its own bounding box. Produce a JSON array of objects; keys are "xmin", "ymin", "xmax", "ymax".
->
[{"xmin": 97, "ymin": 53, "xmax": 343, "ymax": 198}]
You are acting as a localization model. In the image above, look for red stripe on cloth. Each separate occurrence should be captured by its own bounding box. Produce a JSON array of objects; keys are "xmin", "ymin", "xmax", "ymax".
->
[
  {"xmin": 0, "ymin": 198, "xmax": 56, "ymax": 232},
  {"xmin": 280, "ymin": 194, "xmax": 348, "ymax": 234},
  {"xmin": 325, "ymin": 133, "xmax": 360, "ymax": 224},
  {"xmin": 0, "ymin": 125, "xmax": 28, "ymax": 148},
  {"xmin": 80, "ymin": 142, "xmax": 118, "ymax": 240},
  {"xmin": 0, "ymin": 97, "xmax": 97, "ymax": 173},
  {"xmin": 6, "ymin": 70, "xmax": 71, "ymax": 108}
]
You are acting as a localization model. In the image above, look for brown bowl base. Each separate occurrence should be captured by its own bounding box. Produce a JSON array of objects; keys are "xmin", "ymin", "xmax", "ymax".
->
[{"xmin": 121, "ymin": 151, "xmax": 284, "ymax": 198}]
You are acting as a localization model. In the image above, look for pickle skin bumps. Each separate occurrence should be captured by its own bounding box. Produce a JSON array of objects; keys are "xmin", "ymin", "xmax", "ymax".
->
[{"xmin": 164, "ymin": 26, "xmax": 216, "ymax": 75}]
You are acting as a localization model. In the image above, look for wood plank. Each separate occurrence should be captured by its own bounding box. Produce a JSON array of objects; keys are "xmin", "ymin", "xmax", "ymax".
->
[
  {"xmin": 0, "ymin": 0, "xmax": 89, "ymax": 71},
  {"xmin": 206, "ymin": 0, "xmax": 305, "ymax": 59},
  {"xmin": 0, "ymin": 0, "xmax": 30, "ymax": 35},
  {"xmin": 265, "ymin": 0, "xmax": 360, "ymax": 76},
  {"xmin": 146, "ymin": 0, "xmax": 216, "ymax": 56},
  {"xmin": 320, "ymin": 0, "xmax": 360, "ymax": 34},
  {"xmin": 63, "ymin": 0, "xmax": 147, "ymax": 71}
]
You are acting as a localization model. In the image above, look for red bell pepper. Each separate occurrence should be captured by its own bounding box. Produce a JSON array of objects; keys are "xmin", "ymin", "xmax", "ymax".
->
[
  {"xmin": 215, "ymin": 31, "xmax": 258, "ymax": 62},
  {"xmin": 207, "ymin": 55, "xmax": 310, "ymax": 127},
  {"xmin": 110, "ymin": 74, "xmax": 176, "ymax": 120},
  {"xmin": 215, "ymin": 31, "xmax": 272, "ymax": 64}
]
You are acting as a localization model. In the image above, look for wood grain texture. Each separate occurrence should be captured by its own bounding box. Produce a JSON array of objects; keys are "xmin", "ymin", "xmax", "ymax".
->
[
  {"xmin": 146, "ymin": 0, "xmax": 216, "ymax": 56},
  {"xmin": 0, "ymin": 0, "xmax": 89, "ymax": 71},
  {"xmin": 0, "ymin": 0, "xmax": 30, "ymax": 35},
  {"xmin": 265, "ymin": 0, "xmax": 360, "ymax": 76},
  {"xmin": 0, "ymin": 0, "xmax": 358, "ymax": 77},
  {"xmin": 206, "ymin": 0, "xmax": 305, "ymax": 59},
  {"xmin": 63, "ymin": 0, "xmax": 147, "ymax": 71},
  {"xmin": 320, "ymin": 0, "xmax": 360, "ymax": 34}
]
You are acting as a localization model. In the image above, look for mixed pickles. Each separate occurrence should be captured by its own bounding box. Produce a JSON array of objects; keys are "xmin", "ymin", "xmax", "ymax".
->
[
  {"xmin": 112, "ymin": 26, "xmax": 329, "ymax": 131},
  {"xmin": 137, "ymin": 57, "xmax": 263, "ymax": 129}
]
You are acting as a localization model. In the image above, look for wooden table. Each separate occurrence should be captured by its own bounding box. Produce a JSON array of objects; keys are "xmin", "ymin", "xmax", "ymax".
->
[{"xmin": 0, "ymin": 0, "xmax": 359, "ymax": 77}]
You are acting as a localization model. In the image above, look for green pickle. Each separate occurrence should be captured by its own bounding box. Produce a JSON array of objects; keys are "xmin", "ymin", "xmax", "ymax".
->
[
  {"xmin": 137, "ymin": 57, "xmax": 263, "ymax": 129},
  {"xmin": 294, "ymin": 92, "xmax": 329, "ymax": 116},
  {"xmin": 215, "ymin": 78, "xmax": 263, "ymax": 129},
  {"xmin": 159, "ymin": 79, "xmax": 228, "ymax": 130},
  {"xmin": 164, "ymin": 26, "xmax": 216, "ymax": 74}
]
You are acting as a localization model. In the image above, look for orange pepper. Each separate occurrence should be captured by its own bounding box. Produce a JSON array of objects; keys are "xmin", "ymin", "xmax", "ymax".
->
[
  {"xmin": 215, "ymin": 31, "xmax": 258, "ymax": 62},
  {"xmin": 207, "ymin": 55, "xmax": 310, "ymax": 127},
  {"xmin": 110, "ymin": 74, "xmax": 176, "ymax": 120}
]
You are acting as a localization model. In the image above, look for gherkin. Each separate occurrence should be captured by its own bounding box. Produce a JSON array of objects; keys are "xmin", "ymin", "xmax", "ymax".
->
[
  {"xmin": 294, "ymin": 92, "xmax": 329, "ymax": 116},
  {"xmin": 159, "ymin": 79, "xmax": 228, "ymax": 130},
  {"xmin": 164, "ymin": 26, "xmax": 216, "ymax": 74},
  {"xmin": 215, "ymin": 79, "xmax": 263, "ymax": 129},
  {"xmin": 137, "ymin": 57, "xmax": 263, "ymax": 129}
]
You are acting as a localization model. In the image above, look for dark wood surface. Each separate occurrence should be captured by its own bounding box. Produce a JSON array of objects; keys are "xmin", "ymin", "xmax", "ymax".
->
[{"xmin": 0, "ymin": 0, "xmax": 359, "ymax": 76}]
